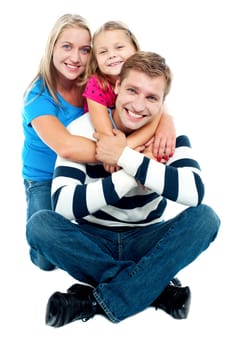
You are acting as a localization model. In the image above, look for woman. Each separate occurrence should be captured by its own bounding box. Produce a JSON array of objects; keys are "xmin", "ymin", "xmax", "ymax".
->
[{"xmin": 22, "ymin": 14, "xmax": 96, "ymax": 221}]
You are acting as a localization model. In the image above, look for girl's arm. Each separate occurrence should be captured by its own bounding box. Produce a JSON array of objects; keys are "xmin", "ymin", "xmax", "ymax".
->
[
  {"xmin": 87, "ymin": 98, "xmax": 114, "ymax": 135},
  {"xmin": 31, "ymin": 116, "xmax": 97, "ymax": 162},
  {"xmin": 86, "ymin": 98, "xmax": 120, "ymax": 173},
  {"xmin": 152, "ymin": 105, "xmax": 176, "ymax": 161},
  {"xmin": 126, "ymin": 104, "xmax": 176, "ymax": 161},
  {"xmin": 126, "ymin": 114, "xmax": 162, "ymax": 153}
]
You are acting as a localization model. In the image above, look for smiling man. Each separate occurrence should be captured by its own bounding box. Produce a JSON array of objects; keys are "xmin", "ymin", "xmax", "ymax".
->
[{"xmin": 26, "ymin": 51, "xmax": 220, "ymax": 328}]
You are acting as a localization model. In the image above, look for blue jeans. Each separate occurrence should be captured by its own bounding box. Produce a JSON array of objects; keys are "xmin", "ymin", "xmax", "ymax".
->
[
  {"xmin": 26, "ymin": 204, "xmax": 220, "ymax": 322},
  {"xmin": 24, "ymin": 179, "xmax": 52, "ymax": 219},
  {"xmin": 24, "ymin": 179, "xmax": 55, "ymax": 270}
]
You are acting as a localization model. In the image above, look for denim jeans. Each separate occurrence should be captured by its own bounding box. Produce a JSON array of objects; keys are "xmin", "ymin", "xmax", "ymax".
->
[
  {"xmin": 26, "ymin": 204, "xmax": 220, "ymax": 322},
  {"xmin": 24, "ymin": 179, "xmax": 55, "ymax": 270},
  {"xmin": 23, "ymin": 179, "xmax": 52, "ymax": 219}
]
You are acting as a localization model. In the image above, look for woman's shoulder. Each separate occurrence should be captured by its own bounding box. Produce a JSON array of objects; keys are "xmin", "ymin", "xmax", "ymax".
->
[
  {"xmin": 24, "ymin": 77, "xmax": 54, "ymax": 104},
  {"xmin": 27, "ymin": 77, "xmax": 44, "ymax": 93}
]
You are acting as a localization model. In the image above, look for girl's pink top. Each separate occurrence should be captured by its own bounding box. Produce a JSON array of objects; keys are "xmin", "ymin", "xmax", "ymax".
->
[{"xmin": 83, "ymin": 75, "xmax": 116, "ymax": 112}]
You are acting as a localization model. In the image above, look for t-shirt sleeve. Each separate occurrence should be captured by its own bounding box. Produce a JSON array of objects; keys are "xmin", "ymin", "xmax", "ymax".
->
[
  {"xmin": 83, "ymin": 76, "xmax": 116, "ymax": 108},
  {"xmin": 23, "ymin": 86, "xmax": 58, "ymax": 126}
]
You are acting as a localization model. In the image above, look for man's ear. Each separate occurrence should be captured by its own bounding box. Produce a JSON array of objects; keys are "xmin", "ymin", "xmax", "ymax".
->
[{"xmin": 114, "ymin": 79, "xmax": 121, "ymax": 94}]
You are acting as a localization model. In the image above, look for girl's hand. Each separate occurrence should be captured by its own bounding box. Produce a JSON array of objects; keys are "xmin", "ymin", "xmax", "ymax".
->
[
  {"xmin": 152, "ymin": 112, "xmax": 176, "ymax": 162},
  {"xmin": 143, "ymin": 139, "xmax": 168, "ymax": 163}
]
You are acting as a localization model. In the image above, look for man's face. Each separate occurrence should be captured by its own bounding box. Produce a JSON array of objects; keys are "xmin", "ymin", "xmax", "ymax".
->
[{"xmin": 114, "ymin": 70, "xmax": 166, "ymax": 133}]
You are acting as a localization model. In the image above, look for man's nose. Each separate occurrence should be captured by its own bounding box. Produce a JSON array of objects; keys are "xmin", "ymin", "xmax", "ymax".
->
[{"xmin": 132, "ymin": 95, "xmax": 146, "ymax": 112}]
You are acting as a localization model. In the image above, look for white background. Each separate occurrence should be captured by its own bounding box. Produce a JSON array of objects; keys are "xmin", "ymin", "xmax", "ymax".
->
[{"xmin": 0, "ymin": 0, "xmax": 232, "ymax": 348}]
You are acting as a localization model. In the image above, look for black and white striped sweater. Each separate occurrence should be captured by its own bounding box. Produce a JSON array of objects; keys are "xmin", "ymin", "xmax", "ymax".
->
[{"xmin": 52, "ymin": 114, "xmax": 204, "ymax": 228}]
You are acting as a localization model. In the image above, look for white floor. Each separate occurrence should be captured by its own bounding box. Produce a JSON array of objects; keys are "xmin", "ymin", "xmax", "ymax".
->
[{"xmin": 1, "ymin": 0, "xmax": 232, "ymax": 348}]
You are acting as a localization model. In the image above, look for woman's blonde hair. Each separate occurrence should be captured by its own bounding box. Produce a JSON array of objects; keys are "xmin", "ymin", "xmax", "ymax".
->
[
  {"xmin": 25, "ymin": 14, "xmax": 91, "ymax": 103},
  {"xmin": 83, "ymin": 20, "xmax": 140, "ymax": 91}
]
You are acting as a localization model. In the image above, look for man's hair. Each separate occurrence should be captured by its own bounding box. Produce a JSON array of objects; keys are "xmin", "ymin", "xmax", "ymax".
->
[{"xmin": 119, "ymin": 51, "xmax": 172, "ymax": 98}]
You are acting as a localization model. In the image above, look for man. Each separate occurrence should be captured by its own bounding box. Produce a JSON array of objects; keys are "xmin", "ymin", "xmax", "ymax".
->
[{"xmin": 26, "ymin": 52, "xmax": 220, "ymax": 327}]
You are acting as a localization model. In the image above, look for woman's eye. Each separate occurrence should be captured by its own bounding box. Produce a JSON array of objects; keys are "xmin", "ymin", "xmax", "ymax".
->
[
  {"xmin": 63, "ymin": 44, "xmax": 71, "ymax": 49},
  {"xmin": 81, "ymin": 47, "xmax": 91, "ymax": 54}
]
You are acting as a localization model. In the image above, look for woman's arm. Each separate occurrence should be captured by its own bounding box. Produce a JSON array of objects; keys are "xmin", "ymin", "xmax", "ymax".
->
[{"xmin": 31, "ymin": 115, "xmax": 97, "ymax": 162}]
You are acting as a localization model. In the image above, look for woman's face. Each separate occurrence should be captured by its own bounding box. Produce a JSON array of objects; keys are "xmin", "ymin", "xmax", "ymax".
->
[{"xmin": 53, "ymin": 27, "xmax": 91, "ymax": 82}]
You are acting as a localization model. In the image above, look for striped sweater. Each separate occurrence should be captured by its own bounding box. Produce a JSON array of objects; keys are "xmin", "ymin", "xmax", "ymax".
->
[{"xmin": 52, "ymin": 113, "xmax": 204, "ymax": 228}]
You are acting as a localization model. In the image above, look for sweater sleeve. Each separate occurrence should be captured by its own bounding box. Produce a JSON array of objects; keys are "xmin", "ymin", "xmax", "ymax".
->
[
  {"xmin": 117, "ymin": 135, "xmax": 205, "ymax": 206},
  {"xmin": 52, "ymin": 161, "xmax": 137, "ymax": 221}
]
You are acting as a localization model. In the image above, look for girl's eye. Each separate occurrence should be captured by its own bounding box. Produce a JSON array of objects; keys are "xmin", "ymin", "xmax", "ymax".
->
[{"xmin": 98, "ymin": 50, "xmax": 107, "ymax": 55}]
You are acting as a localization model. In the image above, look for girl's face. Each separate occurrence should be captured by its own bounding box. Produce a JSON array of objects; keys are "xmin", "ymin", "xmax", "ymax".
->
[
  {"xmin": 94, "ymin": 30, "xmax": 137, "ymax": 79},
  {"xmin": 53, "ymin": 27, "xmax": 91, "ymax": 82}
]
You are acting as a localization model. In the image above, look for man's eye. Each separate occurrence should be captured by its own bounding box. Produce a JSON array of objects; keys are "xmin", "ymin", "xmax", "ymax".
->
[
  {"xmin": 148, "ymin": 96, "xmax": 158, "ymax": 102},
  {"xmin": 127, "ymin": 88, "xmax": 136, "ymax": 93}
]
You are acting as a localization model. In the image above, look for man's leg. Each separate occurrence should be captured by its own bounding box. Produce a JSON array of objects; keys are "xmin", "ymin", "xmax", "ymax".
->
[
  {"xmin": 27, "ymin": 205, "xmax": 220, "ymax": 324},
  {"xmin": 26, "ymin": 210, "xmax": 134, "ymax": 287},
  {"xmin": 93, "ymin": 204, "xmax": 220, "ymax": 322}
]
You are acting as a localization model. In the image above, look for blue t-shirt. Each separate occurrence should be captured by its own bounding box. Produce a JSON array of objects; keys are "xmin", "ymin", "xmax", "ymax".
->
[{"xmin": 22, "ymin": 78, "xmax": 84, "ymax": 181}]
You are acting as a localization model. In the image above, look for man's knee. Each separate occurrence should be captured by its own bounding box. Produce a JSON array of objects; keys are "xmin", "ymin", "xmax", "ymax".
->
[{"xmin": 196, "ymin": 204, "xmax": 220, "ymax": 241}]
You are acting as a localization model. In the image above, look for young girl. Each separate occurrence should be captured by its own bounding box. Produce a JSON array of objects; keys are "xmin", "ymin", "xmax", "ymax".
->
[{"xmin": 82, "ymin": 21, "xmax": 176, "ymax": 171}]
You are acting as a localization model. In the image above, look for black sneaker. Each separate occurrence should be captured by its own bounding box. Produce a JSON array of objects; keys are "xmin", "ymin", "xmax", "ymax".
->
[
  {"xmin": 45, "ymin": 288, "xmax": 99, "ymax": 327},
  {"xmin": 67, "ymin": 283, "xmax": 94, "ymax": 297},
  {"xmin": 153, "ymin": 282, "xmax": 191, "ymax": 319}
]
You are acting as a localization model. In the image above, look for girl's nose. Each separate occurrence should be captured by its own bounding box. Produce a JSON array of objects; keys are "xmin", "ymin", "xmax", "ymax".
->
[{"xmin": 108, "ymin": 50, "xmax": 117, "ymax": 59}]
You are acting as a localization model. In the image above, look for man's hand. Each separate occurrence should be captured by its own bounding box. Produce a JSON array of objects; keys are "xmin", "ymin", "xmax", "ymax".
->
[{"xmin": 94, "ymin": 129, "xmax": 127, "ymax": 165}]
